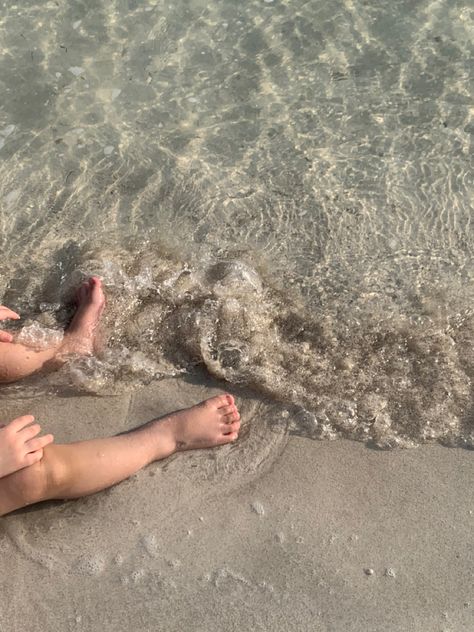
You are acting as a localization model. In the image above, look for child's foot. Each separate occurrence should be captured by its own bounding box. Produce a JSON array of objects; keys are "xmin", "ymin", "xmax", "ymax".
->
[
  {"xmin": 61, "ymin": 277, "xmax": 105, "ymax": 355},
  {"xmin": 150, "ymin": 394, "xmax": 241, "ymax": 457}
]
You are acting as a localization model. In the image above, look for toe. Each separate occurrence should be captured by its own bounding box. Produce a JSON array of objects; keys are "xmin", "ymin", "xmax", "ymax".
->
[
  {"xmin": 89, "ymin": 277, "xmax": 105, "ymax": 305},
  {"xmin": 90, "ymin": 276, "xmax": 102, "ymax": 290},
  {"xmin": 210, "ymin": 394, "xmax": 232, "ymax": 409},
  {"xmin": 219, "ymin": 431, "xmax": 239, "ymax": 444},
  {"xmin": 223, "ymin": 420, "xmax": 240, "ymax": 435},
  {"xmin": 225, "ymin": 410, "xmax": 240, "ymax": 423},
  {"xmin": 220, "ymin": 404, "xmax": 235, "ymax": 416}
]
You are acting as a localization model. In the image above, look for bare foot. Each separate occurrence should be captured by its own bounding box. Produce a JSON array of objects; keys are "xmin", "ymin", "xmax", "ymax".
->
[
  {"xmin": 61, "ymin": 277, "xmax": 105, "ymax": 355},
  {"xmin": 150, "ymin": 394, "xmax": 241, "ymax": 457}
]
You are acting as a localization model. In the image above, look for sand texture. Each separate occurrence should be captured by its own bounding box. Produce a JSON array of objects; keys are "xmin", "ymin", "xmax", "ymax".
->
[{"xmin": 0, "ymin": 377, "xmax": 473, "ymax": 632}]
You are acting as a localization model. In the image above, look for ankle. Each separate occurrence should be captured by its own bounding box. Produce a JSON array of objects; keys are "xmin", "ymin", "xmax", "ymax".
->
[{"xmin": 147, "ymin": 418, "xmax": 179, "ymax": 459}]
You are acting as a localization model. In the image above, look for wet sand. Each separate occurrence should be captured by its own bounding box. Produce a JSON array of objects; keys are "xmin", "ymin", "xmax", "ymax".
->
[{"xmin": 0, "ymin": 377, "xmax": 473, "ymax": 632}]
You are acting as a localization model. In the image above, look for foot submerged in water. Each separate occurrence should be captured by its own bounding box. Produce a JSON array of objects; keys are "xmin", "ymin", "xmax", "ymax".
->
[{"xmin": 62, "ymin": 277, "xmax": 105, "ymax": 355}]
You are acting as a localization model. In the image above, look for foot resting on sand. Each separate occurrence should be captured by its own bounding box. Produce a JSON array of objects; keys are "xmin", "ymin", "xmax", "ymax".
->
[
  {"xmin": 61, "ymin": 276, "xmax": 106, "ymax": 355},
  {"xmin": 146, "ymin": 393, "xmax": 241, "ymax": 456}
]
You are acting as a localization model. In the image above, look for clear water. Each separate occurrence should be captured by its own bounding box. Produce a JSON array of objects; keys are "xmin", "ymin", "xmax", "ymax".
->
[{"xmin": 0, "ymin": 0, "xmax": 473, "ymax": 447}]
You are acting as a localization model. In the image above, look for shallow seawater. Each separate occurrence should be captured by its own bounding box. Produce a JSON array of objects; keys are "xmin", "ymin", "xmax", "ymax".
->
[{"xmin": 0, "ymin": 0, "xmax": 473, "ymax": 448}]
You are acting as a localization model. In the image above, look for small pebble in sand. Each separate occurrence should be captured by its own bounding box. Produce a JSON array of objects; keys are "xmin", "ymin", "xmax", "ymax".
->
[
  {"xmin": 364, "ymin": 568, "xmax": 374, "ymax": 576},
  {"xmin": 251, "ymin": 501, "xmax": 265, "ymax": 516},
  {"xmin": 104, "ymin": 146, "xmax": 114, "ymax": 156},
  {"xmin": 140, "ymin": 535, "xmax": 160, "ymax": 560},
  {"xmin": 276, "ymin": 532, "xmax": 285, "ymax": 543},
  {"xmin": 113, "ymin": 554, "xmax": 124, "ymax": 566},
  {"xmin": 199, "ymin": 516, "xmax": 204, "ymax": 522},
  {"xmin": 384, "ymin": 567, "xmax": 396, "ymax": 578}
]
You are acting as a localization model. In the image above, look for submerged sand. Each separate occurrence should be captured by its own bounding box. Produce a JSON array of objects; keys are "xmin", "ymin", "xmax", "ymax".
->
[{"xmin": 0, "ymin": 376, "xmax": 472, "ymax": 632}]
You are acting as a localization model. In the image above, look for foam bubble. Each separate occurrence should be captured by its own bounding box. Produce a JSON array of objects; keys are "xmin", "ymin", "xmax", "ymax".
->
[
  {"xmin": 131, "ymin": 568, "xmax": 145, "ymax": 583},
  {"xmin": 75, "ymin": 555, "xmax": 106, "ymax": 576},
  {"xmin": 16, "ymin": 322, "xmax": 64, "ymax": 349},
  {"xmin": 68, "ymin": 66, "xmax": 84, "ymax": 76},
  {"xmin": 5, "ymin": 189, "xmax": 20, "ymax": 206}
]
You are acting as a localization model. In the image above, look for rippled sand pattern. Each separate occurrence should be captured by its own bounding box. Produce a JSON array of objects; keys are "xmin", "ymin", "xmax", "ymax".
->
[{"xmin": 0, "ymin": 0, "xmax": 473, "ymax": 447}]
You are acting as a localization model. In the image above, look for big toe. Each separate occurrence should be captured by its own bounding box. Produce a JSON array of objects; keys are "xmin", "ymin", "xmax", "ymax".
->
[
  {"xmin": 89, "ymin": 277, "xmax": 105, "ymax": 305},
  {"xmin": 205, "ymin": 394, "xmax": 234, "ymax": 410}
]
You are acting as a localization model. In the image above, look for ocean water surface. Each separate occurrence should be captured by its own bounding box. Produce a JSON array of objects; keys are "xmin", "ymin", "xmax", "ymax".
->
[{"xmin": 0, "ymin": 0, "xmax": 473, "ymax": 448}]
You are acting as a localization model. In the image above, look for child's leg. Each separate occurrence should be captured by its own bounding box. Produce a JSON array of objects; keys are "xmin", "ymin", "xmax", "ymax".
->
[
  {"xmin": 0, "ymin": 341, "xmax": 62, "ymax": 383},
  {"xmin": 0, "ymin": 278, "xmax": 105, "ymax": 384},
  {"xmin": 0, "ymin": 395, "xmax": 240, "ymax": 516}
]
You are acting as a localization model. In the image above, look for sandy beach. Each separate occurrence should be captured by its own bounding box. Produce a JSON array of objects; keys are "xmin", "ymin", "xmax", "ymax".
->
[
  {"xmin": 1, "ymin": 376, "xmax": 472, "ymax": 632},
  {"xmin": 0, "ymin": 0, "xmax": 473, "ymax": 630}
]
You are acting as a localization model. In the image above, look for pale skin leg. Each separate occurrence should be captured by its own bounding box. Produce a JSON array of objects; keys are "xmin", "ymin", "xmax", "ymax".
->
[
  {"xmin": 0, "ymin": 394, "xmax": 240, "ymax": 516},
  {"xmin": 0, "ymin": 277, "xmax": 105, "ymax": 384}
]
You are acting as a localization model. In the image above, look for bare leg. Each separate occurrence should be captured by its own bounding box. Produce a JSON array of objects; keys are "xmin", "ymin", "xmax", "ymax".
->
[
  {"xmin": 0, "ymin": 278, "xmax": 105, "ymax": 383},
  {"xmin": 0, "ymin": 395, "xmax": 240, "ymax": 516}
]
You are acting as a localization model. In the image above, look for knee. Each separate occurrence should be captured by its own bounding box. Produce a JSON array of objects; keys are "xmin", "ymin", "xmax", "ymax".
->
[
  {"xmin": 9, "ymin": 461, "xmax": 48, "ymax": 507},
  {"xmin": 9, "ymin": 447, "xmax": 69, "ymax": 506},
  {"xmin": 0, "ymin": 344, "xmax": 22, "ymax": 383}
]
